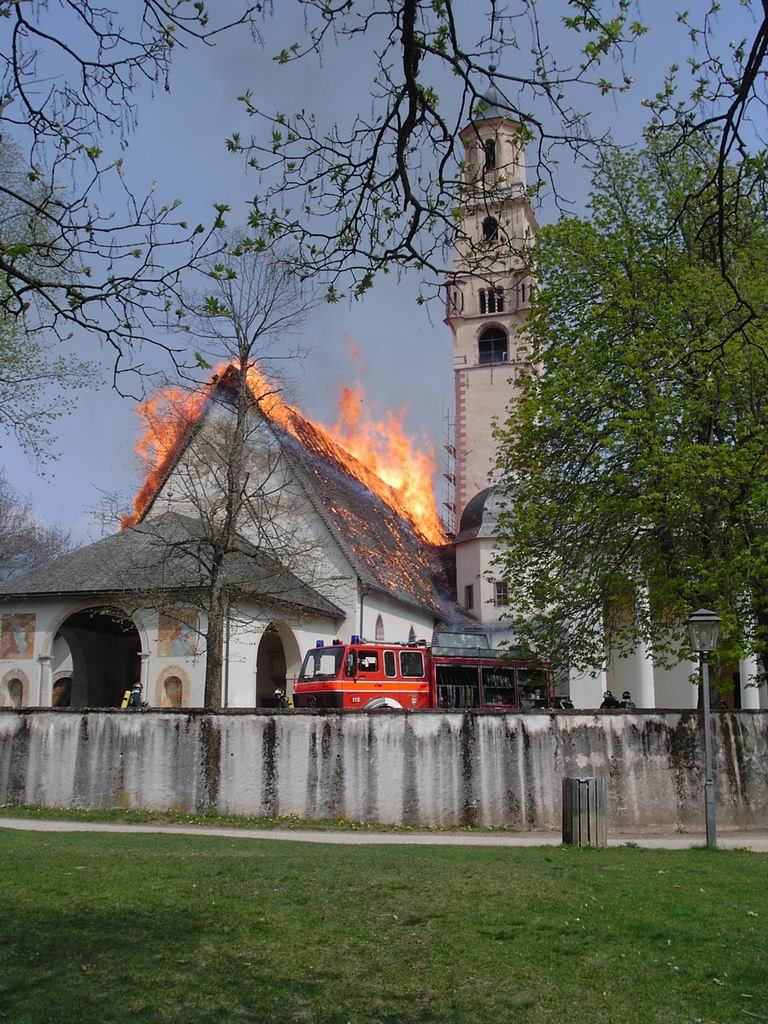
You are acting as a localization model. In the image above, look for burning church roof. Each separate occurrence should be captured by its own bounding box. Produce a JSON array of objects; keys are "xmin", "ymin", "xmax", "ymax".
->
[
  {"xmin": 130, "ymin": 366, "xmax": 448, "ymax": 618},
  {"xmin": 269, "ymin": 404, "xmax": 445, "ymax": 616}
]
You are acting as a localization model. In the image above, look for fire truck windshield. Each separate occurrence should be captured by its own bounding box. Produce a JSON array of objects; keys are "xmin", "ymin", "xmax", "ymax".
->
[{"xmin": 299, "ymin": 647, "xmax": 344, "ymax": 681}]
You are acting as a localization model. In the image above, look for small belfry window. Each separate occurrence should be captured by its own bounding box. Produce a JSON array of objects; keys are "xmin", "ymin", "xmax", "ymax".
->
[
  {"xmin": 464, "ymin": 585, "xmax": 474, "ymax": 610},
  {"xmin": 483, "ymin": 138, "xmax": 497, "ymax": 172},
  {"xmin": 375, "ymin": 615, "xmax": 384, "ymax": 642},
  {"xmin": 482, "ymin": 216, "xmax": 499, "ymax": 241},
  {"xmin": 479, "ymin": 288, "xmax": 504, "ymax": 315},
  {"xmin": 478, "ymin": 327, "xmax": 508, "ymax": 364}
]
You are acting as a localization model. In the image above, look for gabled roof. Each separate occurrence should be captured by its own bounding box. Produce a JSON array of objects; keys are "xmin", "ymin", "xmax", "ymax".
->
[
  {"xmin": 271, "ymin": 411, "xmax": 444, "ymax": 616},
  {"xmin": 137, "ymin": 377, "xmax": 445, "ymax": 618},
  {"xmin": 0, "ymin": 511, "xmax": 344, "ymax": 619}
]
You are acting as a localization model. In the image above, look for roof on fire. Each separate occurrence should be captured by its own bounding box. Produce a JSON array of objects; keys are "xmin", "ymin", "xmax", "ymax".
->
[
  {"xmin": 127, "ymin": 374, "xmax": 444, "ymax": 617},
  {"xmin": 0, "ymin": 511, "xmax": 345, "ymax": 618},
  {"xmin": 271, "ymin": 409, "xmax": 444, "ymax": 616}
]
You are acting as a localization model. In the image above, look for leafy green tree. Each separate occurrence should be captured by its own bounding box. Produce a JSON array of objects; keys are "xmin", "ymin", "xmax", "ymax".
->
[{"xmin": 492, "ymin": 143, "xmax": 768, "ymax": 682}]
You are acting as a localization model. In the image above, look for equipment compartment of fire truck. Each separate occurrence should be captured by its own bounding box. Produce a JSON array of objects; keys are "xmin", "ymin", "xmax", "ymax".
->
[{"xmin": 293, "ymin": 631, "xmax": 552, "ymax": 711}]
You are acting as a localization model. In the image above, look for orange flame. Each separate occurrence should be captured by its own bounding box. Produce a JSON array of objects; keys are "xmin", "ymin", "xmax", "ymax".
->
[
  {"xmin": 124, "ymin": 362, "xmax": 448, "ymax": 544},
  {"xmin": 328, "ymin": 384, "xmax": 446, "ymax": 544},
  {"xmin": 120, "ymin": 386, "xmax": 211, "ymax": 529}
]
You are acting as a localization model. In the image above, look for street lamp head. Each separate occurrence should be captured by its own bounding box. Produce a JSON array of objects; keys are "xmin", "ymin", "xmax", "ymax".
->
[{"xmin": 687, "ymin": 608, "xmax": 721, "ymax": 654}]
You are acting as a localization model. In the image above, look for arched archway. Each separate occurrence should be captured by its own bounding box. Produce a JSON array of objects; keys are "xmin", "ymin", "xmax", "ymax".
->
[
  {"xmin": 52, "ymin": 675, "xmax": 73, "ymax": 707},
  {"xmin": 256, "ymin": 626, "xmax": 286, "ymax": 708},
  {"xmin": 54, "ymin": 606, "xmax": 143, "ymax": 708},
  {"xmin": 255, "ymin": 622, "xmax": 302, "ymax": 708}
]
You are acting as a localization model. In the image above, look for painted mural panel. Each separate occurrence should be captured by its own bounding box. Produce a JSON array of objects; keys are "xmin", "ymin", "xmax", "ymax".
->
[
  {"xmin": 0, "ymin": 613, "xmax": 35, "ymax": 659},
  {"xmin": 158, "ymin": 610, "xmax": 197, "ymax": 658}
]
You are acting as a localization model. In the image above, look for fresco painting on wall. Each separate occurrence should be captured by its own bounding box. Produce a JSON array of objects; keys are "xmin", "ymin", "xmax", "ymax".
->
[
  {"xmin": 158, "ymin": 610, "xmax": 197, "ymax": 658},
  {"xmin": 0, "ymin": 613, "xmax": 35, "ymax": 659}
]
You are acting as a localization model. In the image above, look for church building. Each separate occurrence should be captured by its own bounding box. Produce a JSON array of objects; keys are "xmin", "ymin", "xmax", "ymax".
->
[
  {"xmin": 0, "ymin": 375, "xmax": 445, "ymax": 709},
  {"xmin": 0, "ymin": 88, "xmax": 764, "ymax": 713}
]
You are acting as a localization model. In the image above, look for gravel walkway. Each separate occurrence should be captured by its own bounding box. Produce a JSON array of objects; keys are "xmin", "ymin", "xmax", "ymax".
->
[{"xmin": 1, "ymin": 817, "xmax": 766, "ymax": 850}]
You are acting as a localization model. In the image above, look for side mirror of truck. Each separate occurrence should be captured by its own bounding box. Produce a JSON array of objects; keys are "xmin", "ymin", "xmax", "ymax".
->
[{"xmin": 345, "ymin": 652, "xmax": 356, "ymax": 678}]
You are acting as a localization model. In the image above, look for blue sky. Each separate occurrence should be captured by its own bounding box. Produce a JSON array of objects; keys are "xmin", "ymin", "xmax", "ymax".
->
[{"xmin": 2, "ymin": 2, "xmax": 758, "ymax": 542}]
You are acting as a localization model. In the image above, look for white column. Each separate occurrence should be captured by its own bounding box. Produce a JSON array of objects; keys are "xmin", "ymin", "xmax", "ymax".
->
[
  {"xmin": 630, "ymin": 642, "xmax": 656, "ymax": 708},
  {"xmin": 37, "ymin": 655, "xmax": 52, "ymax": 707},
  {"xmin": 139, "ymin": 653, "xmax": 151, "ymax": 703},
  {"xmin": 739, "ymin": 654, "xmax": 761, "ymax": 710},
  {"xmin": 632, "ymin": 586, "xmax": 655, "ymax": 708}
]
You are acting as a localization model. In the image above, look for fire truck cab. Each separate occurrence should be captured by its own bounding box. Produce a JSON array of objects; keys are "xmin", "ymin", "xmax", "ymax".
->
[{"xmin": 293, "ymin": 632, "xmax": 552, "ymax": 711}]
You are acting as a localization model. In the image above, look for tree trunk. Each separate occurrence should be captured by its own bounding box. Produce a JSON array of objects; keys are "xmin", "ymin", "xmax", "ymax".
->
[{"xmin": 204, "ymin": 588, "xmax": 227, "ymax": 708}]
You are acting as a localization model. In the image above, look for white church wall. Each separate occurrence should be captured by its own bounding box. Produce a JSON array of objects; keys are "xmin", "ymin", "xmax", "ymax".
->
[
  {"xmin": 224, "ymin": 613, "xmax": 261, "ymax": 708},
  {"xmin": 653, "ymin": 659, "xmax": 700, "ymax": 710},
  {"xmin": 142, "ymin": 404, "xmax": 358, "ymax": 622},
  {"xmin": 359, "ymin": 590, "xmax": 434, "ymax": 646},
  {"xmin": 224, "ymin": 608, "xmax": 347, "ymax": 708},
  {"xmin": 608, "ymin": 644, "xmax": 656, "ymax": 709},
  {"xmin": 240, "ymin": 433, "xmax": 363, "ymax": 625},
  {"xmin": 455, "ymin": 537, "xmax": 507, "ymax": 626},
  {"xmin": 145, "ymin": 605, "xmax": 205, "ymax": 708},
  {"xmin": 1, "ymin": 599, "xmax": 61, "ymax": 705},
  {"xmin": 569, "ymin": 667, "xmax": 607, "ymax": 710}
]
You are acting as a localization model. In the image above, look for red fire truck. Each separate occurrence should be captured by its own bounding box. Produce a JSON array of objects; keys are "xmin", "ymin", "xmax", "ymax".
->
[{"xmin": 293, "ymin": 632, "xmax": 553, "ymax": 711}]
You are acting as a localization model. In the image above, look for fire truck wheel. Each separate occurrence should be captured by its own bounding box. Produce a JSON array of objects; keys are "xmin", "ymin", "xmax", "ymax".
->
[{"xmin": 363, "ymin": 697, "xmax": 403, "ymax": 711}]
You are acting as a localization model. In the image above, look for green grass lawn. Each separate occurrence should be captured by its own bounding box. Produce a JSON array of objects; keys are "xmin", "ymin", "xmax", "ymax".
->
[{"xmin": 0, "ymin": 831, "xmax": 765, "ymax": 1024}]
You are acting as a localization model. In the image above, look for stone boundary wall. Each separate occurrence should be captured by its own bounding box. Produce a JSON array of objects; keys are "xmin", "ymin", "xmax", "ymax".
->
[{"xmin": 1, "ymin": 709, "xmax": 766, "ymax": 831}]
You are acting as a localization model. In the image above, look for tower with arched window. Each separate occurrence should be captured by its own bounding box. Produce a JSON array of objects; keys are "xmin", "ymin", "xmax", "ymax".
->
[{"xmin": 444, "ymin": 84, "xmax": 538, "ymax": 522}]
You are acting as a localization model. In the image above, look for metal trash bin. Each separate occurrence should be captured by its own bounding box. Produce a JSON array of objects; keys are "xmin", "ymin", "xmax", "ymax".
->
[{"xmin": 562, "ymin": 776, "xmax": 607, "ymax": 847}]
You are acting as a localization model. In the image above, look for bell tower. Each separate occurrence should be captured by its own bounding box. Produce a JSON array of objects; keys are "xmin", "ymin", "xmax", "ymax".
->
[{"xmin": 445, "ymin": 87, "xmax": 538, "ymax": 521}]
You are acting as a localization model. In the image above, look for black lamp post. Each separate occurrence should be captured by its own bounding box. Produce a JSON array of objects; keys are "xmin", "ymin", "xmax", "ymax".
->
[{"xmin": 687, "ymin": 608, "xmax": 721, "ymax": 849}]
